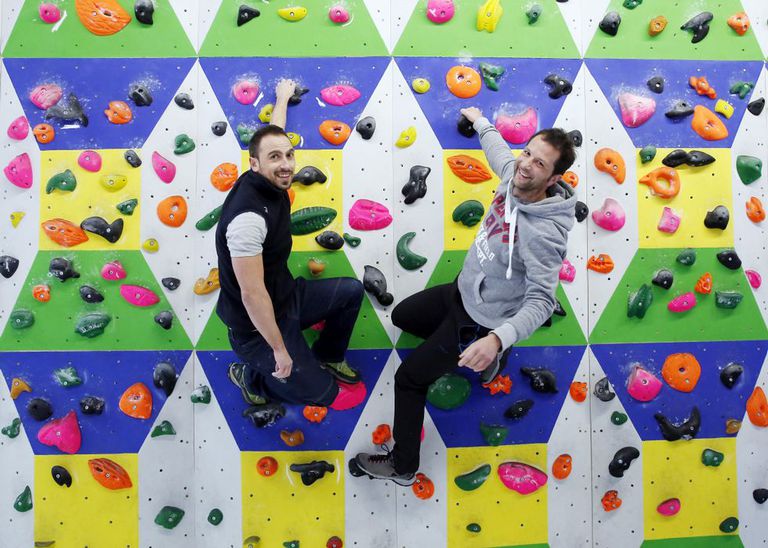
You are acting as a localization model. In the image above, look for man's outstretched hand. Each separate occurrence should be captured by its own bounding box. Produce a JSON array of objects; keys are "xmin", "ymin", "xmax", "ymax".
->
[
  {"xmin": 276, "ymin": 79, "xmax": 297, "ymax": 102},
  {"xmin": 458, "ymin": 333, "xmax": 501, "ymax": 372}
]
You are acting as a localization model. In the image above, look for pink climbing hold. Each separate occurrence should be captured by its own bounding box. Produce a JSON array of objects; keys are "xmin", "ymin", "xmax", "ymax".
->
[
  {"xmin": 592, "ymin": 198, "xmax": 626, "ymax": 231},
  {"xmin": 39, "ymin": 3, "xmax": 62, "ymax": 23},
  {"xmin": 232, "ymin": 80, "xmax": 260, "ymax": 105},
  {"xmin": 497, "ymin": 462, "xmax": 548, "ymax": 495},
  {"xmin": 426, "ymin": 0, "xmax": 455, "ymax": 23},
  {"xmin": 668, "ymin": 292, "xmax": 697, "ymax": 313},
  {"xmin": 152, "ymin": 152, "xmax": 176, "ymax": 183},
  {"xmin": 618, "ymin": 92, "xmax": 656, "ymax": 128},
  {"xmin": 330, "ymin": 380, "xmax": 367, "ymax": 410},
  {"xmin": 559, "ymin": 259, "xmax": 576, "ymax": 282},
  {"xmin": 328, "ymin": 5, "xmax": 350, "ymax": 23},
  {"xmin": 657, "ymin": 207, "xmax": 680, "ymax": 234},
  {"xmin": 37, "ymin": 410, "xmax": 81, "ymax": 454},
  {"xmin": 29, "ymin": 83, "xmax": 62, "ymax": 110},
  {"xmin": 320, "ymin": 85, "xmax": 361, "ymax": 106},
  {"xmin": 120, "ymin": 284, "xmax": 160, "ymax": 307},
  {"xmin": 101, "ymin": 261, "xmax": 127, "ymax": 281},
  {"xmin": 7, "ymin": 116, "xmax": 29, "ymax": 140},
  {"xmin": 78, "ymin": 150, "xmax": 103, "ymax": 173},
  {"xmin": 627, "ymin": 365, "xmax": 663, "ymax": 402},
  {"xmin": 349, "ymin": 199, "xmax": 393, "ymax": 230},
  {"xmin": 657, "ymin": 498, "xmax": 681, "ymax": 517},
  {"xmin": 496, "ymin": 108, "xmax": 538, "ymax": 145},
  {"xmin": 4, "ymin": 153, "xmax": 33, "ymax": 189},
  {"xmin": 746, "ymin": 269, "xmax": 762, "ymax": 289}
]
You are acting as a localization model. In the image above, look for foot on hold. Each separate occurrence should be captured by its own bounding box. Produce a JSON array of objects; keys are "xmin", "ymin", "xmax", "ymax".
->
[
  {"xmin": 243, "ymin": 403, "xmax": 285, "ymax": 428},
  {"xmin": 350, "ymin": 452, "xmax": 416, "ymax": 486},
  {"xmin": 479, "ymin": 346, "xmax": 511, "ymax": 384},
  {"xmin": 289, "ymin": 460, "xmax": 335, "ymax": 486},
  {"xmin": 321, "ymin": 359, "xmax": 361, "ymax": 384},
  {"xmin": 228, "ymin": 362, "xmax": 268, "ymax": 405}
]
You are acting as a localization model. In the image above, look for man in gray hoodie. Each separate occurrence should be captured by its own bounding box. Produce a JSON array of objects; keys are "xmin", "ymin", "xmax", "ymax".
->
[{"xmin": 352, "ymin": 107, "xmax": 578, "ymax": 485}]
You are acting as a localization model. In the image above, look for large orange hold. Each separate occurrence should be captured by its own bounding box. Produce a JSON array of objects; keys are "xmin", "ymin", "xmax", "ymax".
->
[
  {"xmin": 727, "ymin": 12, "xmax": 750, "ymax": 36},
  {"xmin": 33, "ymin": 123, "xmax": 55, "ymax": 144},
  {"xmin": 303, "ymin": 405, "xmax": 328, "ymax": 423},
  {"xmin": 746, "ymin": 196, "xmax": 765, "ymax": 223},
  {"xmin": 411, "ymin": 473, "xmax": 434, "ymax": 500},
  {"xmin": 446, "ymin": 154, "xmax": 492, "ymax": 183},
  {"xmin": 689, "ymin": 76, "xmax": 717, "ymax": 99},
  {"xmin": 319, "ymin": 120, "xmax": 352, "ymax": 146},
  {"xmin": 602, "ymin": 490, "xmax": 622, "ymax": 512},
  {"xmin": 445, "ymin": 66, "xmax": 482, "ymax": 99},
  {"xmin": 41, "ymin": 218, "xmax": 89, "ymax": 247},
  {"xmin": 746, "ymin": 387, "xmax": 768, "ymax": 427},
  {"xmin": 661, "ymin": 353, "xmax": 701, "ymax": 393},
  {"xmin": 157, "ymin": 195, "xmax": 188, "ymax": 227},
  {"xmin": 594, "ymin": 148, "xmax": 625, "ymax": 184},
  {"xmin": 691, "ymin": 105, "xmax": 728, "ymax": 141},
  {"xmin": 88, "ymin": 458, "xmax": 133, "ymax": 490},
  {"xmin": 552, "ymin": 454, "xmax": 572, "ymax": 480},
  {"xmin": 639, "ymin": 167, "xmax": 680, "ymax": 199},
  {"xmin": 119, "ymin": 382, "xmax": 153, "ymax": 419},
  {"xmin": 586, "ymin": 254, "xmax": 614, "ymax": 274},
  {"xmin": 257, "ymin": 456, "xmax": 278, "ymax": 477},
  {"xmin": 569, "ymin": 381, "xmax": 587, "ymax": 402},
  {"xmin": 694, "ymin": 272, "xmax": 712, "ymax": 294},
  {"xmin": 75, "ymin": 0, "xmax": 132, "ymax": 36},
  {"xmin": 210, "ymin": 163, "xmax": 238, "ymax": 191}
]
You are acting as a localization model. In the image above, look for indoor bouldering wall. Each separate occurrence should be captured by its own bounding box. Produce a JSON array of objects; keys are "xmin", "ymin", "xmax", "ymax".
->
[{"xmin": 0, "ymin": 1, "xmax": 766, "ymax": 547}]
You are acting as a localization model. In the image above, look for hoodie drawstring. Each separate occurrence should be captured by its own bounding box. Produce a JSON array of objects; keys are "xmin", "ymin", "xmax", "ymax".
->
[{"xmin": 504, "ymin": 181, "xmax": 518, "ymax": 280}]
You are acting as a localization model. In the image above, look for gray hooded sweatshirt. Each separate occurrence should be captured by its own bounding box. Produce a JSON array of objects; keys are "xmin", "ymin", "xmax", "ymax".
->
[{"xmin": 457, "ymin": 117, "xmax": 577, "ymax": 351}]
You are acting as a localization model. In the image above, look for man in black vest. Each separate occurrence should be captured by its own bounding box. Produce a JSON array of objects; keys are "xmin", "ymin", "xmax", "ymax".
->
[{"xmin": 216, "ymin": 79, "xmax": 367, "ymax": 415}]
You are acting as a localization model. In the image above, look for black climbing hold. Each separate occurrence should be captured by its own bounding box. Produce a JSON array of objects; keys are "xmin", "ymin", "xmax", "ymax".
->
[
  {"xmin": 154, "ymin": 310, "xmax": 173, "ymax": 330},
  {"xmin": 128, "ymin": 83, "xmax": 153, "ymax": 107},
  {"xmin": 355, "ymin": 116, "xmax": 376, "ymax": 140},
  {"xmin": 124, "ymin": 149, "xmax": 142, "ymax": 168},
  {"xmin": 79, "ymin": 285, "xmax": 104, "ymax": 303},
  {"xmin": 0, "ymin": 255, "xmax": 19, "ymax": 279},
  {"xmin": 162, "ymin": 277, "xmax": 181, "ymax": 291},
  {"xmin": 720, "ymin": 363, "xmax": 744, "ymax": 389},
  {"xmin": 647, "ymin": 76, "xmax": 664, "ymax": 94},
  {"xmin": 686, "ymin": 150, "xmax": 716, "ymax": 167},
  {"xmin": 717, "ymin": 249, "xmax": 741, "ymax": 270},
  {"xmin": 211, "ymin": 121, "xmax": 228, "ymax": 136},
  {"xmin": 288, "ymin": 86, "xmax": 310, "ymax": 106},
  {"xmin": 753, "ymin": 488, "xmax": 768, "ymax": 504},
  {"xmin": 599, "ymin": 11, "xmax": 621, "ymax": 36},
  {"xmin": 594, "ymin": 377, "xmax": 615, "ymax": 402},
  {"xmin": 80, "ymin": 217, "xmax": 124, "ymax": 243},
  {"xmin": 520, "ymin": 367, "xmax": 557, "ymax": 393},
  {"xmin": 80, "ymin": 395, "xmax": 105, "ymax": 415},
  {"xmin": 575, "ymin": 201, "xmax": 589, "ymax": 222},
  {"xmin": 174, "ymin": 93, "xmax": 194, "ymax": 110},
  {"xmin": 567, "ymin": 129, "xmax": 583, "ymax": 148},
  {"xmin": 402, "ymin": 165, "xmax": 431, "ymax": 205},
  {"xmin": 654, "ymin": 406, "xmax": 701, "ymax": 441},
  {"xmin": 540, "ymin": 316, "xmax": 552, "ymax": 328},
  {"xmin": 553, "ymin": 299, "xmax": 566, "ymax": 316},
  {"xmin": 609, "ymin": 446, "xmax": 640, "ymax": 478},
  {"xmin": 457, "ymin": 114, "xmax": 476, "ymax": 138},
  {"xmin": 292, "ymin": 166, "xmax": 327, "ymax": 185},
  {"xmin": 661, "ymin": 149, "xmax": 690, "ymax": 168},
  {"xmin": 681, "ymin": 12, "xmax": 713, "ymax": 44},
  {"xmin": 153, "ymin": 362, "xmax": 177, "ymax": 397},
  {"xmin": 665, "ymin": 101, "xmax": 694, "ymax": 120},
  {"xmin": 51, "ymin": 466, "xmax": 72, "ymax": 487},
  {"xmin": 134, "ymin": 0, "xmax": 154, "ymax": 25},
  {"xmin": 237, "ymin": 5, "xmax": 261, "ymax": 26},
  {"xmin": 315, "ymin": 231, "xmax": 344, "ymax": 250},
  {"xmin": 45, "ymin": 93, "xmax": 88, "ymax": 126},
  {"xmin": 704, "ymin": 206, "xmax": 729, "ymax": 230},
  {"xmin": 27, "ymin": 398, "xmax": 53, "ymax": 421},
  {"xmin": 49, "ymin": 257, "xmax": 80, "ymax": 282},
  {"xmin": 543, "ymin": 74, "xmax": 573, "ymax": 99},
  {"xmin": 363, "ymin": 265, "xmax": 393, "ymax": 306},
  {"xmin": 652, "ymin": 269, "xmax": 674, "ymax": 290},
  {"xmin": 504, "ymin": 399, "xmax": 534, "ymax": 420},
  {"xmin": 289, "ymin": 460, "xmax": 335, "ymax": 486},
  {"xmin": 748, "ymin": 98, "xmax": 765, "ymax": 116},
  {"xmin": 243, "ymin": 403, "xmax": 285, "ymax": 427}
]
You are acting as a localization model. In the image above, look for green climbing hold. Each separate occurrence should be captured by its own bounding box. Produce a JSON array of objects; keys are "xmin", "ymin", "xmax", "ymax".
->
[
  {"xmin": 117, "ymin": 198, "xmax": 139, "ymax": 216},
  {"xmin": 14, "ymin": 485, "xmax": 32, "ymax": 512},
  {"xmin": 627, "ymin": 284, "xmax": 653, "ymax": 319},
  {"xmin": 611, "ymin": 411, "xmax": 628, "ymax": 425},
  {"xmin": 701, "ymin": 448, "xmax": 724, "ymax": 467},
  {"xmin": 623, "ymin": 0, "xmax": 642, "ymax": 8},
  {"xmin": 191, "ymin": 385, "xmax": 211, "ymax": 404},
  {"xmin": 715, "ymin": 290, "xmax": 743, "ymax": 309},
  {"xmin": 53, "ymin": 366, "xmax": 82, "ymax": 387},
  {"xmin": 9, "ymin": 309, "xmax": 34, "ymax": 329},
  {"xmin": 525, "ymin": 3, "xmax": 542, "ymax": 24},
  {"xmin": 46, "ymin": 169, "xmax": 77, "ymax": 194},
  {"xmin": 237, "ymin": 124, "xmax": 256, "ymax": 146},
  {"xmin": 729, "ymin": 81, "xmax": 754, "ymax": 100},
  {"xmin": 737, "ymin": 155, "xmax": 762, "ymax": 185},
  {"xmin": 719, "ymin": 516, "xmax": 739, "ymax": 533},
  {"xmin": 75, "ymin": 313, "xmax": 111, "ymax": 338},
  {"xmin": 639, "ymin": 145, "xmax": 657, "ymax": 164},
  {"xmin": 676, "ymin": 248, "xmax": 697, "ymax": 266},
  {"xmin": 480, "ymin": 422, "xmax": 508, "ymax": 446},
  {"xmin": 466, "ymin": 523, "xmax": 482, "ymax": 533},
  {"xmin": 343, "ymin": 233, "xmax": 361, "ymax": 247},
  {"xmin": 283, "ymin": 542, "xmax": 299, "ymax": 548},
  {"xmin": 452, "ymin": 200, "xmax": 484, "ymax": 227},
  {"xmin": 151, "ymin": 420, "xmax": 176, "ymax": 438},
  {"xmin": 207, "ymin": 508, "xmax": 223, "ymax": 526},
  {"xmin": 290, "ymin": 207, "xmax": 337, "ymax": 235},
  {"xmin": 479, "ymin": 62, "xmax": 505, "ymax": 91},
  {"xmin": 427, "ymin": 373, "xmax": 471, "ymax": 410},
  {"xmin": 454, "ymin": 464, "xmax": 492, "ymax": 491},
  {"xmin": 174, "ymin": 134, "xmax": 196, "ymax": 155},
  {"xmin": 154, "ymin": 505, "xmax": 185, "ymax": 529},
  {"xmin": 196, "ymin": 205, "xmax": 223, "ymax": 231},
  {"xmin": 1, "ymin": 418, "xmax": 21, "ymax": 438},
  {"xmin": 396, "ymin": 232, "xmax": 428, "ymax": 270}
]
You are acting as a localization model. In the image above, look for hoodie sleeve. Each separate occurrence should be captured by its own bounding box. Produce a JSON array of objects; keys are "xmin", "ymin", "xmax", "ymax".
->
[{"xmin": 474, "ymin": 117, "xmax": 517, "ymax": 183}]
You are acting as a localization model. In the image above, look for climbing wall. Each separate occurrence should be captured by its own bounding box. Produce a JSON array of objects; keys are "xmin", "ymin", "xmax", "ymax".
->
[{"xmin": 0, "ymin": 1, "xmax": 766, "ymax": 547}]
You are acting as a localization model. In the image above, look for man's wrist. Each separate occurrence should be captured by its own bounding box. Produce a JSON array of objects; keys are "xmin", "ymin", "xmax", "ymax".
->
[{"xmin": 489, "ymin": 332, "xmax": 502, "ymax": 352}]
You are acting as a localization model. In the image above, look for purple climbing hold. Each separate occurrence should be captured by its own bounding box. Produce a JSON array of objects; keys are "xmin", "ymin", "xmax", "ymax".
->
[
  {"xmin": 592, "ymin": 198, "xmax": 626, "ymax": 231},
  {"xmin": 618, "ymin": 92, "xmax": 656, "ymax": 128}
]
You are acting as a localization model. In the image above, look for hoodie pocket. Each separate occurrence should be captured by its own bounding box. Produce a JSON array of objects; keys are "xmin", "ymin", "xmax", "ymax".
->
[{"xmin": 471, "ymin": 272, "xmax": 486, "ymax": 305}]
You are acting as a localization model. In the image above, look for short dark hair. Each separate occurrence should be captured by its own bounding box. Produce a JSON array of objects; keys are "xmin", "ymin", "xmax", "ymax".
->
[
  {"xmin": 529, "ymin": 128, "xmax": 576, "ymax": 176},
  {"xmin": 248, "ymin": 124, "xmax": 290, "ymax": 158}
]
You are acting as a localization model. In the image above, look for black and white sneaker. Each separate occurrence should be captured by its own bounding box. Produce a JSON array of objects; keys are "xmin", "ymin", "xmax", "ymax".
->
[{"xmin": 353, "ymin": 451, "xmax": 416, "ymax": 486}]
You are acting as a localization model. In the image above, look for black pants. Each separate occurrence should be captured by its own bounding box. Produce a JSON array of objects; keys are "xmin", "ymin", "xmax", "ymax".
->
[{"xmin": 391, "ymin": 280, "xmax": 491, "ymax": 474}]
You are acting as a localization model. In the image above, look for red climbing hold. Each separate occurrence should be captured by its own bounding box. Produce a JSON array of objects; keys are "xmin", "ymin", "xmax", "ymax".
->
[{"xmin": 119, "ymin": 382, "xmax": 153, "ymax": 419}]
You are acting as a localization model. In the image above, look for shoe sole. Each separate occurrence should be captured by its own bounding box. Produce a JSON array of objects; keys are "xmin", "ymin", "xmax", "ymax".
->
[
  {"xmin": 228, "ymin": 364, "xmax": 267, "ymax": 406},
  {"xmin": 350, "ymin": 456, "xmax": 415, "ymax": 486}
]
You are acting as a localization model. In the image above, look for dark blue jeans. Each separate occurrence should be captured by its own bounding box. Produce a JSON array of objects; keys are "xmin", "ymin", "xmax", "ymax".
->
[{"xmin": 228, "ymin": 276, "xmax": 364, "ymax": 406}]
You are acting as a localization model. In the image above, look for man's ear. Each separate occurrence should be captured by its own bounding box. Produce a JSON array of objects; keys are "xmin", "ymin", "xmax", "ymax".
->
[
  {"xmin": 547, "ymin": 173, "xmax": 561, "ymax": 187},
  {"xmin": 249, "ymin": 156, "xmax": 259, "ymax": 171}
]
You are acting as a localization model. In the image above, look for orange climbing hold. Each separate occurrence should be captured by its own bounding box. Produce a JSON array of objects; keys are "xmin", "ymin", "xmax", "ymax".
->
[
  {"xmin": 648, "ymin": 15, "xmax": 667, "ymax": 36},
  {"xmin": 88, "ymin": 458, "xmax": 133, "ymax": 490},
  {"xmin": 194, "ymin": 268, "xmax": 220, "ymax": 295},
  {"xmin": 661, "ymin": 353, "xmax": 701, "ymax": 393},
  {"xmin": 371, "ymin": 424, "xmax": 392, "ymax": 445},
  {"xmin": 411, "ymin": 473, "xmax": 435, "ymax": 500},
  {"xmin": 33, "ymin": 123, "xmax": 55, "ymax": 144},
  {"xmin": 41, "ymin": 218, "xmax": 89, "ymax": 247},
  {"xmin": 482, "ymin": 374, "xmax": 512, "ymax": 395},
  {"xmin": 691, "ymin": 105, "xmax": 728, "ymax": 141},
  {"xmin": 747, "ymin": 387, "xmax": 768, "ymax": 427},
  {"xmin": 586, "ymin": 254, "xmax": 614, "ymax": 274},
  {"xmin": 33, "ymin": 284, "xmax": 51, "ymax": 303},
  {"xmin": 318, "ymin": 120, "xmax": 352, "ymax": 146},
  {"xmin": 446, "ymin": 154, "xmax": 493, "ymax": 183},
  {"xmin": 725, "ymin": 419, "xmax": 742, "ymax": 434},
  {"xmin": 746, "ymin": 197, "xmax": 765, "ymax": 223},
  {"xmin": 210, "ymin": 162, "xmax": 238, "ymax": 191},
  {"xmin": 156, "ymin": 195, "xmax": 188, "ymax": 227},
  {"xmin": 257, "ymin": 456, "xmax": 278, "ymax": 477},
  {"xmin": 303, "ymin": 405, "xmax": 328, "ymax": 423},
  {"xmin": 104, "ymin": 101, "xmax": 133, "ymax": 124},
  {"xmin": 10, "ymin": 378, "xmax": 31, "ymax": 399},
  {"xmin": 280, "ymin": 429, "xmax": 305, "ymax": 447},
  {"xmin": 727, "ymin": 12, "xmax": 750, "ymax": 36},
  {"xmin": 552, "ymin": 454, "xmax": 572, "ymax": 480},
  {"xmin": 569, "ymin": 381, "xmax": 587, "ymax": 402},
  {"xmin": 602, "ymin": 490, "xmax": 622, "ymax": 512},
  {"xmin": 75, "ymin": 0, "xmax": 132, "ymax": 36},
  {"xmin": 288, "ymin": 187, "xmax": 295, "ymax": 206},
  {"xmin": 695, "ymin": 272, "xmax": 712, "ymax": 294},
  {"xmin": 445, "ymin": 65, "xmax": 482, "ymax": 99},
  {"xmin": 562, "ymin": 171, "xmax": 579, "ymax": 188},
  {"xmin": 594, "ymin": 148, "xmax": 625, "ymax": 184},
  {"xmin": 118, "ymin": 382, "xmax": 153, "ymax": 419},
  {"xmin": 689, "ymin": 76, "xmax": 717, "ymax": 99},
  {"xmin": 639, "ymin": 167, "xmax": 681, "ymax": 199}
]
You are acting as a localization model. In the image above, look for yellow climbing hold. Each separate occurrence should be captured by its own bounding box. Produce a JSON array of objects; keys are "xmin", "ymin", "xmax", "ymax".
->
[
  {"xmin": 194, "ymin": 268, "xmax": 220, "ymax": 295},
  {"xmin": 412, "ymin": 78, "xmax": 431, "ymax": 94},
  {"xmin": 100, "ymin": 174, "xmax": 128, "ymax": 192},
  {"xmin": 258, "ymin": 104, "xmax": 273, "ymax": 123},
  {"xmin": 10, "ymin": 378, "xmax": 31, "ymax": 399},
  {"xmin": 715, "ymin": 99, "xmax": 734, "ymax": 119},
  {"xmin": 142, "ymin": 238, "xmax": 159, "ymax": 253},
  {"xmin": 10, "ymin": 212, "xmax": 25, "ymax": 228},
  {"xmin": 287, "ymin": 132, "xmax": 302, "ymax": 147},
  {"xmin": 396, "ymin": 126, "xmax": 417, "ymax": 148},
  {"xmin": 477, "ymin": 0, "xmax": 503, "ymax": 32},
  {"xmin": 277, "ymin": 6, "xmax": 308, "ymax": 21}
]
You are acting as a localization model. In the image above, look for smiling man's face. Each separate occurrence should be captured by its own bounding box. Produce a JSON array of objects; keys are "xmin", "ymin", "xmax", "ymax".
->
[{"xmin": 250, "ymin": 133, "xmax": 296, "ymax": 190}]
